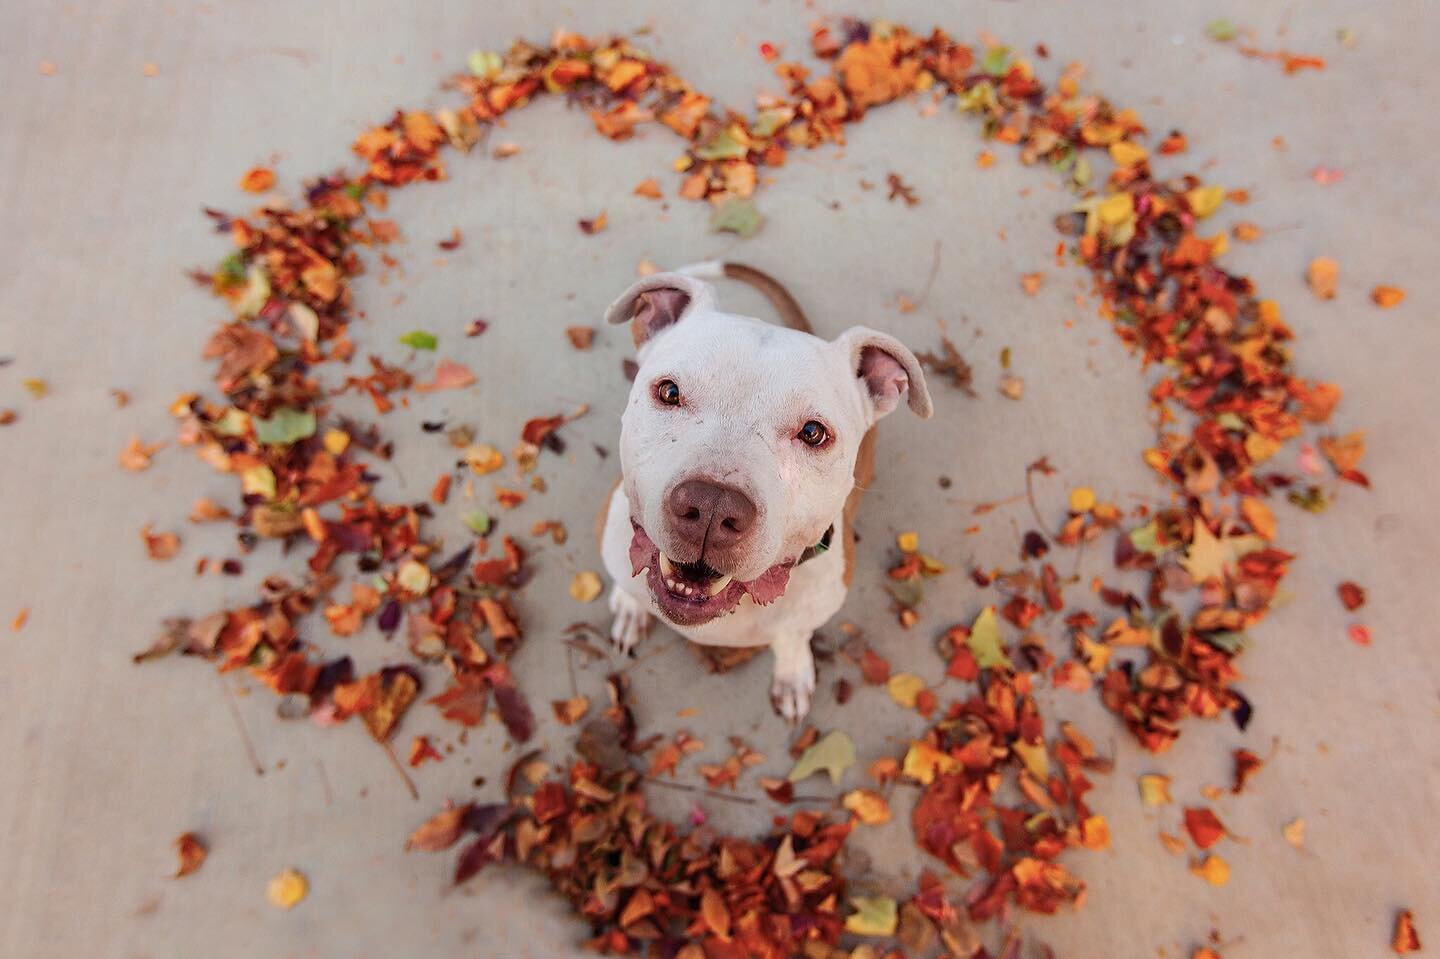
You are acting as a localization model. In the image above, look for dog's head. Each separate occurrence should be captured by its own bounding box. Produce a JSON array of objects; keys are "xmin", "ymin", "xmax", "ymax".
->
[{"xmin": 606, "ymin": 271, "xmax": 932, "ymax": 627}]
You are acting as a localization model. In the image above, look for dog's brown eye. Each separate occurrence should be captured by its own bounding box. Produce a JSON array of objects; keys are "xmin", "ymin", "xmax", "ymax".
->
[
  {"xmin": 655, "ymin": 379, "xmax": 682, "ymax": 406},
  {"xmin": 798, "ymin": 420, "xmax": 828, "ymax": 447}
]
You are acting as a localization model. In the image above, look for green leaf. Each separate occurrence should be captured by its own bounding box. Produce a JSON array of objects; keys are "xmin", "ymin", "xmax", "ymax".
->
[
  {"xmin": 399, "ymin": 329, "xmax": 438, "ymax": 351},
  {"xmin": 467, "ymin": 50, "xmax": 502, "ymax": 78},
  {"xmin": 216, "ymin": 252, "xmax": 247, "ymax": 285},
  {"xmin": 1206, "ymin": 18, "xmax": 1238, "ymax": 42},
  {"xmin": 787, "ymin": 730, "xmax": 855, "ymax": 784},
  {"xmin": 1128, "ymin": 521, "xmax": 1167, "ymax": 556},
  {"xmin": 966, "ymin": 606, "xmax": 1012, "ymax": 670},
  {"xmin": 253, "ymin": 407, "xmax": 316, "ymax": 446},
  {"xmin": 981, "ymin": 45, "xmax": 1011, "ymax": 77},
  {"xmin": 845, "ymin": 896, "xmax": 898, "ymax": 936},
  {"xmin": 461, "ymin": 510, "xmax": 491, "ymax": 536},
  {"xmin": 694, "ymin": 128, "xmax": 749, "ymax": 161},
  {"xmin": 709, "ymin": 198, "xmax": 763, "ymax": 238},
  {"xmin": 1204, "ymin": 631, "xmax": 1248, "ymax": 654}
]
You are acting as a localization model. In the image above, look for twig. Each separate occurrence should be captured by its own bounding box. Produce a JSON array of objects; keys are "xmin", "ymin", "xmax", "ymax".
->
[
  {"xmin": 910, "ymin": 240, "xmax": 943, "ymax": 308},
  {"xmin": 380, "ymin": 738, "xmax": 419, "ymax": 800},
  {"xmin": 315, "ymin": 759, "xmax": 334, "ymax": 806},
  {"xmin": 218, "ymin": 677, "xmax": 264, "ymax": 776},
  {"xmin": 1024, "ymin": 466, "xmax": 1051, "ymax": 539},
  {"xmin": 643, "ymin": 775, "xmax": 757, "ymax": 806}
]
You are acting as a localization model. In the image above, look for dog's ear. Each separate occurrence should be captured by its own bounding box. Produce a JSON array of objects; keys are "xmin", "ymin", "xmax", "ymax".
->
[
  {"xmin": 604, "ymin": 273, "xmax": 717, "ymax": 348},
  {"xmin": 835, "ymin": 326, "xmax": 933, "ymax": 421}
]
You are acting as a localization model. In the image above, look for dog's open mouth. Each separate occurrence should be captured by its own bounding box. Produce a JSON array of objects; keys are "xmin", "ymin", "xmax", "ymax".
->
[{"xmin": 628, "ymin": 522, "xmax": 792, "ymax": 626}]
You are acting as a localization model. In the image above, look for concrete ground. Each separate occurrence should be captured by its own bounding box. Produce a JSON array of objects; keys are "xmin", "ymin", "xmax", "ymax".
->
[{"xmin": 2, "ymin": 1, "xmax": 1437, "ymax": 957}]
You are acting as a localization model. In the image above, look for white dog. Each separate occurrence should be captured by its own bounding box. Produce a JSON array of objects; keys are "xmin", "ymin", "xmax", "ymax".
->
[{"xmin": 599, "ymin": 262, "xmax": 932, "ymax": 722}]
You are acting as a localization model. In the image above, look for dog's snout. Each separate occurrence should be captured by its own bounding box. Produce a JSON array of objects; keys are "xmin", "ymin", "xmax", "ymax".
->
[{"xmin": 666, "ymin": 478, "xmax": 757, "ymax": 551}]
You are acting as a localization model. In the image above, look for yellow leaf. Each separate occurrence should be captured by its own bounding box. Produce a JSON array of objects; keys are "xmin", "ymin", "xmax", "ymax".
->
[
  {"xmin": 323, "ymin": 428, "xmax": 350, "ymax": 455},
  {"xmin": 1282, "ymin": 818, "xmax": 1306, "ymax": 848},
  {"xmin": 465, "ymin": 443, "xmax": 505, "ymax": 474},
  {"xmin": 896, "ymin": 531, "xmax": 918, "ymax": 553},
  {"xmin": 1186, "ymin": 184, "xmax": 1226, "ymax": 218},
  {"xmin": 241, "ymin": 465, "xmax": 276, "ymax": 500},
  {"xmin": 845, "ymin": 896, "xmax": 897, "ymax": 936},
  {"xmin": 396, "ymin": 560, "xmax": 432, "ymax": 596},
  {"xmin": 1097, "ymin": 192, "xmax": 1134, "ymax": 226},
  {"xmin": 1109, "ymin": 140, "xmax": 1149, "ymax": 166},
  {"xmin": 1190, "ymin": 855, "xmax": 1230, "ymax": 886},
  {"xmin": 886, "ymin": 673, "xmax": 925, "ymax": 708},
  {"xmin": 569, "ymin": 570, "xmax": 603, "ymax": 603},
  {"xmin": 842, "ymin": 789, "xmax": 892, "ymax": 825},
  {"xmin": 1244, "ymin": 431, "xmax": 1281, "ymax": 464},
  {"xmin": 902, "ymin": 740, "xmax": 957, "ymax": 785},
  {"xmin": 266, "ymin": 868, "xmax": 308, "ymax": 909},
  {"xmin": 1068, "ymin": 486, "xmax": 1096, "ymax": 512},
  {"xmin": 1012, "ymin": 740, "xmax": 1050, "ymax": 780},
  {"xmin": 1138, "ymin": 774, "xmax": 1173, "ymax": 806}
]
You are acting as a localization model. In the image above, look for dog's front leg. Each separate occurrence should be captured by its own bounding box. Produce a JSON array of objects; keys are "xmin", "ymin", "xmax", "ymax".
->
[
  {"xmin": 769, "ymin": 630, "xmax": 816, "ymax": 724},
  {"xmin": 607, "ymin": 584, "xmax": 651, "ymax": 655}
]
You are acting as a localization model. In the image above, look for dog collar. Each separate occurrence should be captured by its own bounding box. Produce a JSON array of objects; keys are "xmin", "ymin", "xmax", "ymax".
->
[{"xmin": 795, "ymin": 525, "xmax": 835, "ymax": 567}]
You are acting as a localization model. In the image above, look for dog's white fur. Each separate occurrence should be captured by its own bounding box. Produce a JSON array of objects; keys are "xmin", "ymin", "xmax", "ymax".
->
[{"xmin": 600, "ymin": 267, "xmax": 931, "ymax": 721}]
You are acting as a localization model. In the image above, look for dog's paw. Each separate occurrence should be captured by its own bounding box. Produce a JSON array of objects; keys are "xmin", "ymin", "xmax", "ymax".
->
[
  {"xmin": 607, "ymin": 586, "xmax": 650, "ymax": 656},
  {"xmin": 770, "ymin": 666, "xmax": 815, "ymax": 725}
]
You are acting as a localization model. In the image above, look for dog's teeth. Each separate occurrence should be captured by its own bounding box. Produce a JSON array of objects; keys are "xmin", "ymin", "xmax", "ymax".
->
[
  {"xmin": 706, "ymin": 574, "xmax": 734, "ymax": 597},
  {"xmin": 658, "ymin": 554, "xmax": 675, "ymax": 577}
]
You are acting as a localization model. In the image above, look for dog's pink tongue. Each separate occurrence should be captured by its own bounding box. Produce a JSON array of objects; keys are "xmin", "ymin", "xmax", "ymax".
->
[
  {"xmin": 628, "ymin": 526, "xmax": 657, "ymax": 577},
  {"xmin": 742, "ymin": 565, "xmax": 791, "ymax": 605}
]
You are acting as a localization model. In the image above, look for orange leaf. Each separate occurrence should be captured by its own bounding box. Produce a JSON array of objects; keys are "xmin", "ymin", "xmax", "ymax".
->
[
  {"xmin": 1371, "ymin": 285, "xmax": 1405, "ymax": 308},
  {"xmin": 238, "ymin": 167, "xmax": 275, "ymax": 193},
  {"xmin": 173, "ymin": 832, "xmax": 206, "ymax": 878},
  {"xmin": 1306, "ymin": 257, "xmax": 1339, "ymax": 300}
]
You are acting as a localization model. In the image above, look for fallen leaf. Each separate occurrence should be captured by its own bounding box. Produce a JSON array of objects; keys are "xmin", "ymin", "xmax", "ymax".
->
[
  {"xmin": 1347, "ymin": 624, "xmax": 1372, "ymax": 647},
  {"xmin": 845, "ymin": 896, "xmax": 898, "ymax": 936},
  {"xmin": 886, "ymin": 672, "xmax": 925, "ymax": 708},
  {"xmin": 842, "ymin": 788, "xmax": 891, "ymax": 825},
  {"xmin": 1393, "ymin": 910, "xmax": 1421, "ymax": 953},
  {"xmin": 709, "ymin": 198, "xmax": 763, "ymax": 237},
  {"xmin": 787, "ymin": 730, "xmax": 855, "ymax": 783},
  {"xmin": 10, "ymin": 608, "xmax": 29, "ymax": 633},
  {"xmin": 1138, "ymin": 774, "xmax": 1173, "ymax": 806},
  {"xmin": 565, "ymin": 326, "xmax": 595, "ymax": 350},
  {"xmin": 416, "ymin": 359, "xmax": 476, "ymax": 392},
  {"xmin": 406, "ymin": 805, "xmax": 474, "ymax": 851},
  {"xmin": 141, "ymin": 525, "xmax": 181, "ymax": 561},
  {"xmin": 1190, "ymin": 854, "xmax": 1230, "ymax": 886},
  {"xmin": 569, "ymin": 571, "xmax": 603, "ymax": 603},
  {"xmin": 1306, "ymin": 257, "xmax": 1339, "ymax": 300},
  {"xmin": 239, "ymin": 167, "xmax": 275, "ymax": 193},
  {"xmin": 1020, "ymin": 272, "xmax": 1044, "ymax": 295},
  {"xmin": 173, "ymin": 832, "xmax": 206, "ymax": 878},
  {"xmin": 578, "ymin": 211, "xmax": 608, "ymax": 235},
  {"xmin": 1184, "ymin": 807, "xmax": 1227, "ymax": 849},
  {"xmin": 266, "ymin": 868, "xmax": 308, "ymax": 909},
  {"xmin": 1282, "ymin": 818, "xmax": 1306, "ymax": 848},
  {"xmin": 1371, "ymin": 285, "xmax": 1405, "ymax": 308},
  {"xmin": 966, "ymin": 606, "xmax": 1012, "ymax": 669},
  {"xmin": 633, "ymin": 178, "xmax": 662, "ymax": 199},
  {"xmin": 119, "ymin": 436, "xmax": 164, "ymax": 471},
  {"xmin": 399, "ymin": 330, "xmax": 438, "ymax": 350}
]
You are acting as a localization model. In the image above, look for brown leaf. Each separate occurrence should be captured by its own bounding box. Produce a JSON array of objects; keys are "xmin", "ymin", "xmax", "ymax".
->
[{"xmin": 405, "ymin": 804, "xmax": 474, "ymax": 851}]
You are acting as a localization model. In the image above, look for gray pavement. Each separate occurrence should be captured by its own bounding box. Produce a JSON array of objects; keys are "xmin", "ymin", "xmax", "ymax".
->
[{"xmin": 1, "ymin": 1, "xmax": 1437, "ymax": 957}]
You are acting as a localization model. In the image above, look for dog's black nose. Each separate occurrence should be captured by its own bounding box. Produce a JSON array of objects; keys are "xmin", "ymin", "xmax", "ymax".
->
[{"xmin": 666, "ymin": 478, "xmax": 757, "ymax": 552}]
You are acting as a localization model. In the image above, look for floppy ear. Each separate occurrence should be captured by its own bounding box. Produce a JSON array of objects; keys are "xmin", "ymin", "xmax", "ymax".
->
[
  {"xmin": 604, "ymin": 272, "xmax": 717, "ymax": 348},
  {"xmin": 834, "ymin": 326, "xmax": 933, "ymax": 421}
]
